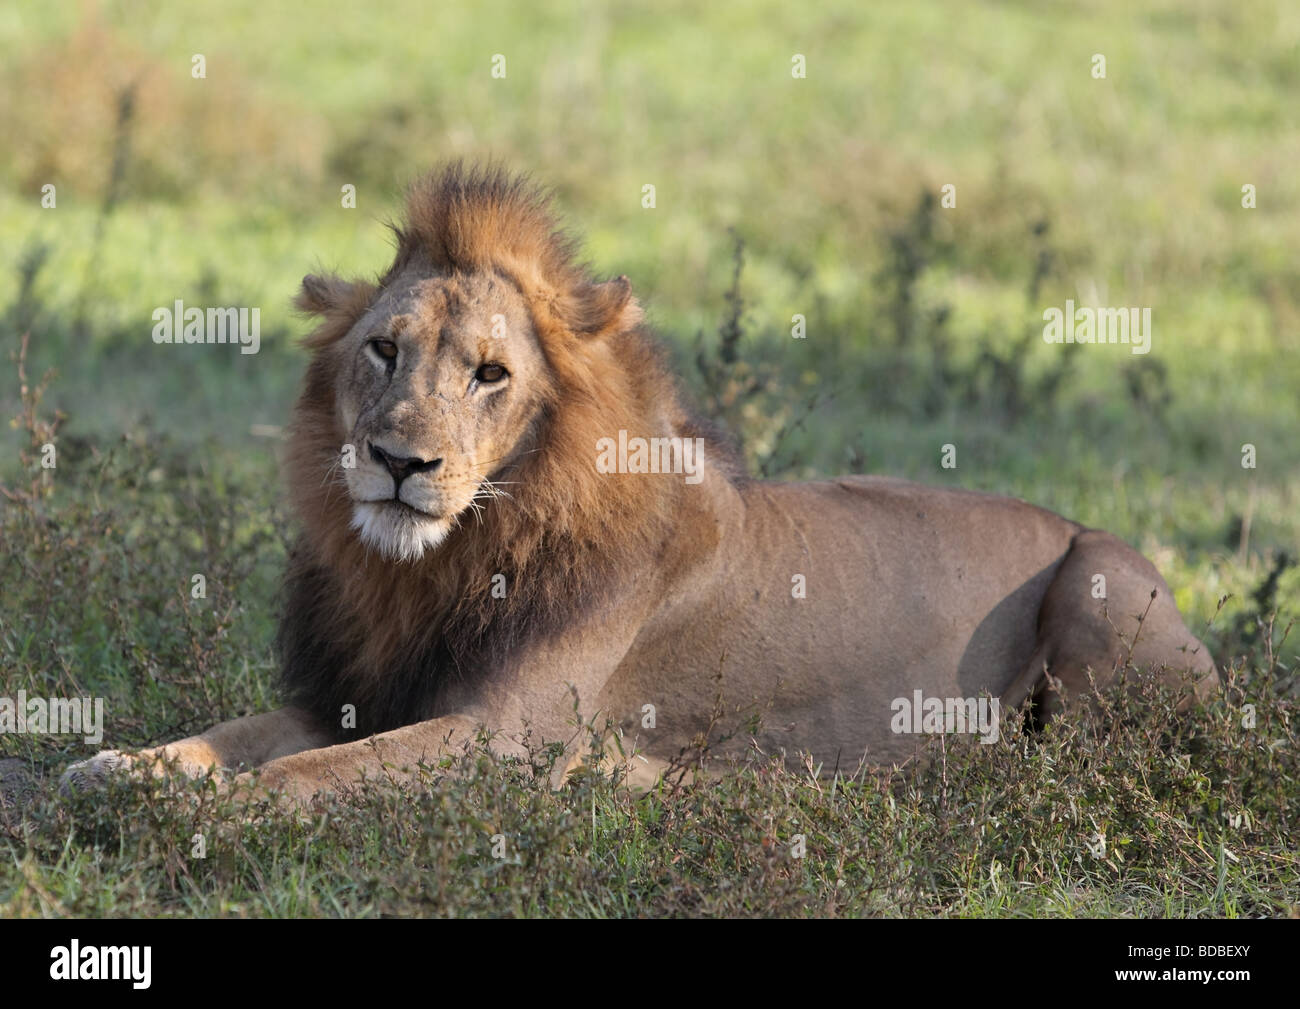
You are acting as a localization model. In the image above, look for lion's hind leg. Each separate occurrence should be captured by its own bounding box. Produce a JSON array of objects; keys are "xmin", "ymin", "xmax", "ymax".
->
[{"xmin": 1003, "ymin": 529, "xmax": 1218, "ymax": 723}]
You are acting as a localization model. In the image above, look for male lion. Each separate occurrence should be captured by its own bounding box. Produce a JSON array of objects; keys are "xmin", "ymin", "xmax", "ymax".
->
[{"xmin": 65, "ymin": 164, "xmax": 1217, "ymax": 802}]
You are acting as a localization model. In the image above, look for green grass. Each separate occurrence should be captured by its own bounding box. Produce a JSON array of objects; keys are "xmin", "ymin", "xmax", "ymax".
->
[
  {"xmin": 1, "ymin": 0, "xmax": 1298, "ymax": 916},
  {"xmin": 3, "ymin": 453, "xmax": 1296, "ymax": 915},
  {"xmin": 2, "ymin": 446, "xmax": 1296, "ymax": 916}
]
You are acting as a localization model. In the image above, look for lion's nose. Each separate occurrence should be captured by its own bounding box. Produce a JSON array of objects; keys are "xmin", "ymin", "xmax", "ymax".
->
[{"xmin": 369, "ymin": 442, "xmax": 442, "ymax": 487}]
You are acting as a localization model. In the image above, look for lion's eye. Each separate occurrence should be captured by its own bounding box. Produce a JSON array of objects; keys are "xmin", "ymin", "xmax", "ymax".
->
[
  {"xmin": 369, "ymin": 339, "xmax": 399, "ymax": 361},
  {"xmin": 475, "ymin": 363, "xmax": 508, "ymax": 384}
]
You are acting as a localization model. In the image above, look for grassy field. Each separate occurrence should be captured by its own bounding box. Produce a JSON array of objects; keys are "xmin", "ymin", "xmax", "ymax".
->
[{"xmin": 1, "ymin": 0, "xmax": 1297, "ymax": 916}]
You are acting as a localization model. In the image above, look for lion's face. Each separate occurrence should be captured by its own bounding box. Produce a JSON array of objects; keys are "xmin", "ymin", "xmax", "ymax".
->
[{"xmin": 334, "ymin": 265, "xmax": 550, "ymax": 561}]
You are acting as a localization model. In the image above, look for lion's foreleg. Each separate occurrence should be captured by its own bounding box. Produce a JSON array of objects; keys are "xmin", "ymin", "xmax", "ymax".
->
[
  {"xmin": 237, "ymin": 713, "xmax": 504, "ymax": 805},
  {"xmin": 62, "ymin": 706, "xmax": 332, "ymax": 789}
]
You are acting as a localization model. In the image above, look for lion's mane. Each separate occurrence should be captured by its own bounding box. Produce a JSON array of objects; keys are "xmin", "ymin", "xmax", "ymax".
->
[{"xmin": 276, "ymin": 163, "xmax": 739, "ymax": 739}]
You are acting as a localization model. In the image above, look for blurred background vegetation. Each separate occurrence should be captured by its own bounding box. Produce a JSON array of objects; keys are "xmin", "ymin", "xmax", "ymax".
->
[{"xmin": 2, "ymin": 0, "xmax": 1297, "ymax": 675}]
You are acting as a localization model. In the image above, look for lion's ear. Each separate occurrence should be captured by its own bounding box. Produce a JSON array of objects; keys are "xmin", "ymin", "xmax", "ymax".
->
[
  {"xmin": 567, "ymin": 275, "xmax": 642, "ymax": 338},
  {"xmin": 296, "ymin": 273, "xmax": 359, "ymax": 316},
  {"xmin": 295, "ymin": 274, "xmax": 377, "ymax": 349}
]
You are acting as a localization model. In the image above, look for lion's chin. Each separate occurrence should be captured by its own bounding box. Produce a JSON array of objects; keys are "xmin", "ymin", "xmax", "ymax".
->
[{"xmin": 350, "ymin": 501, "xmax": 453, "ymax": 563}]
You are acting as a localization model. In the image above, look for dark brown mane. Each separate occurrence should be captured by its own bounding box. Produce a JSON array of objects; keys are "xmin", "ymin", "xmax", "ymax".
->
[{"xmin": 276, "ymin": 163, "xmax": 741, "ymax": 739}]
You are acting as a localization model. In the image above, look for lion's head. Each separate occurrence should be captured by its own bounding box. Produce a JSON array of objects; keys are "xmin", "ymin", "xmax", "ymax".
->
[{"xmin": 293, "ymin": 164, "xmax": 643, "ymax": 563}]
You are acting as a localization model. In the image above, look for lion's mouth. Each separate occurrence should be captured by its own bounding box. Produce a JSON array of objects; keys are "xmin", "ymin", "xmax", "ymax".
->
[
  {"xmin": 393, "ymin": 498, "xmax": 440, "ymax": 519},
  {"xmin": 364, "ymin": 497, "xmax": 442, "ymax": 520}
]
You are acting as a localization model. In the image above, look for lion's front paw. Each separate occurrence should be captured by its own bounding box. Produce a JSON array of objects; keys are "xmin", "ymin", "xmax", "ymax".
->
[
  {"xmin": 59, "ymin": 749, "xmax": 136, "ymax": 793},
  {"xmin": 60, "ymin": 741, "xmax": 225, "ymax": 794}
]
